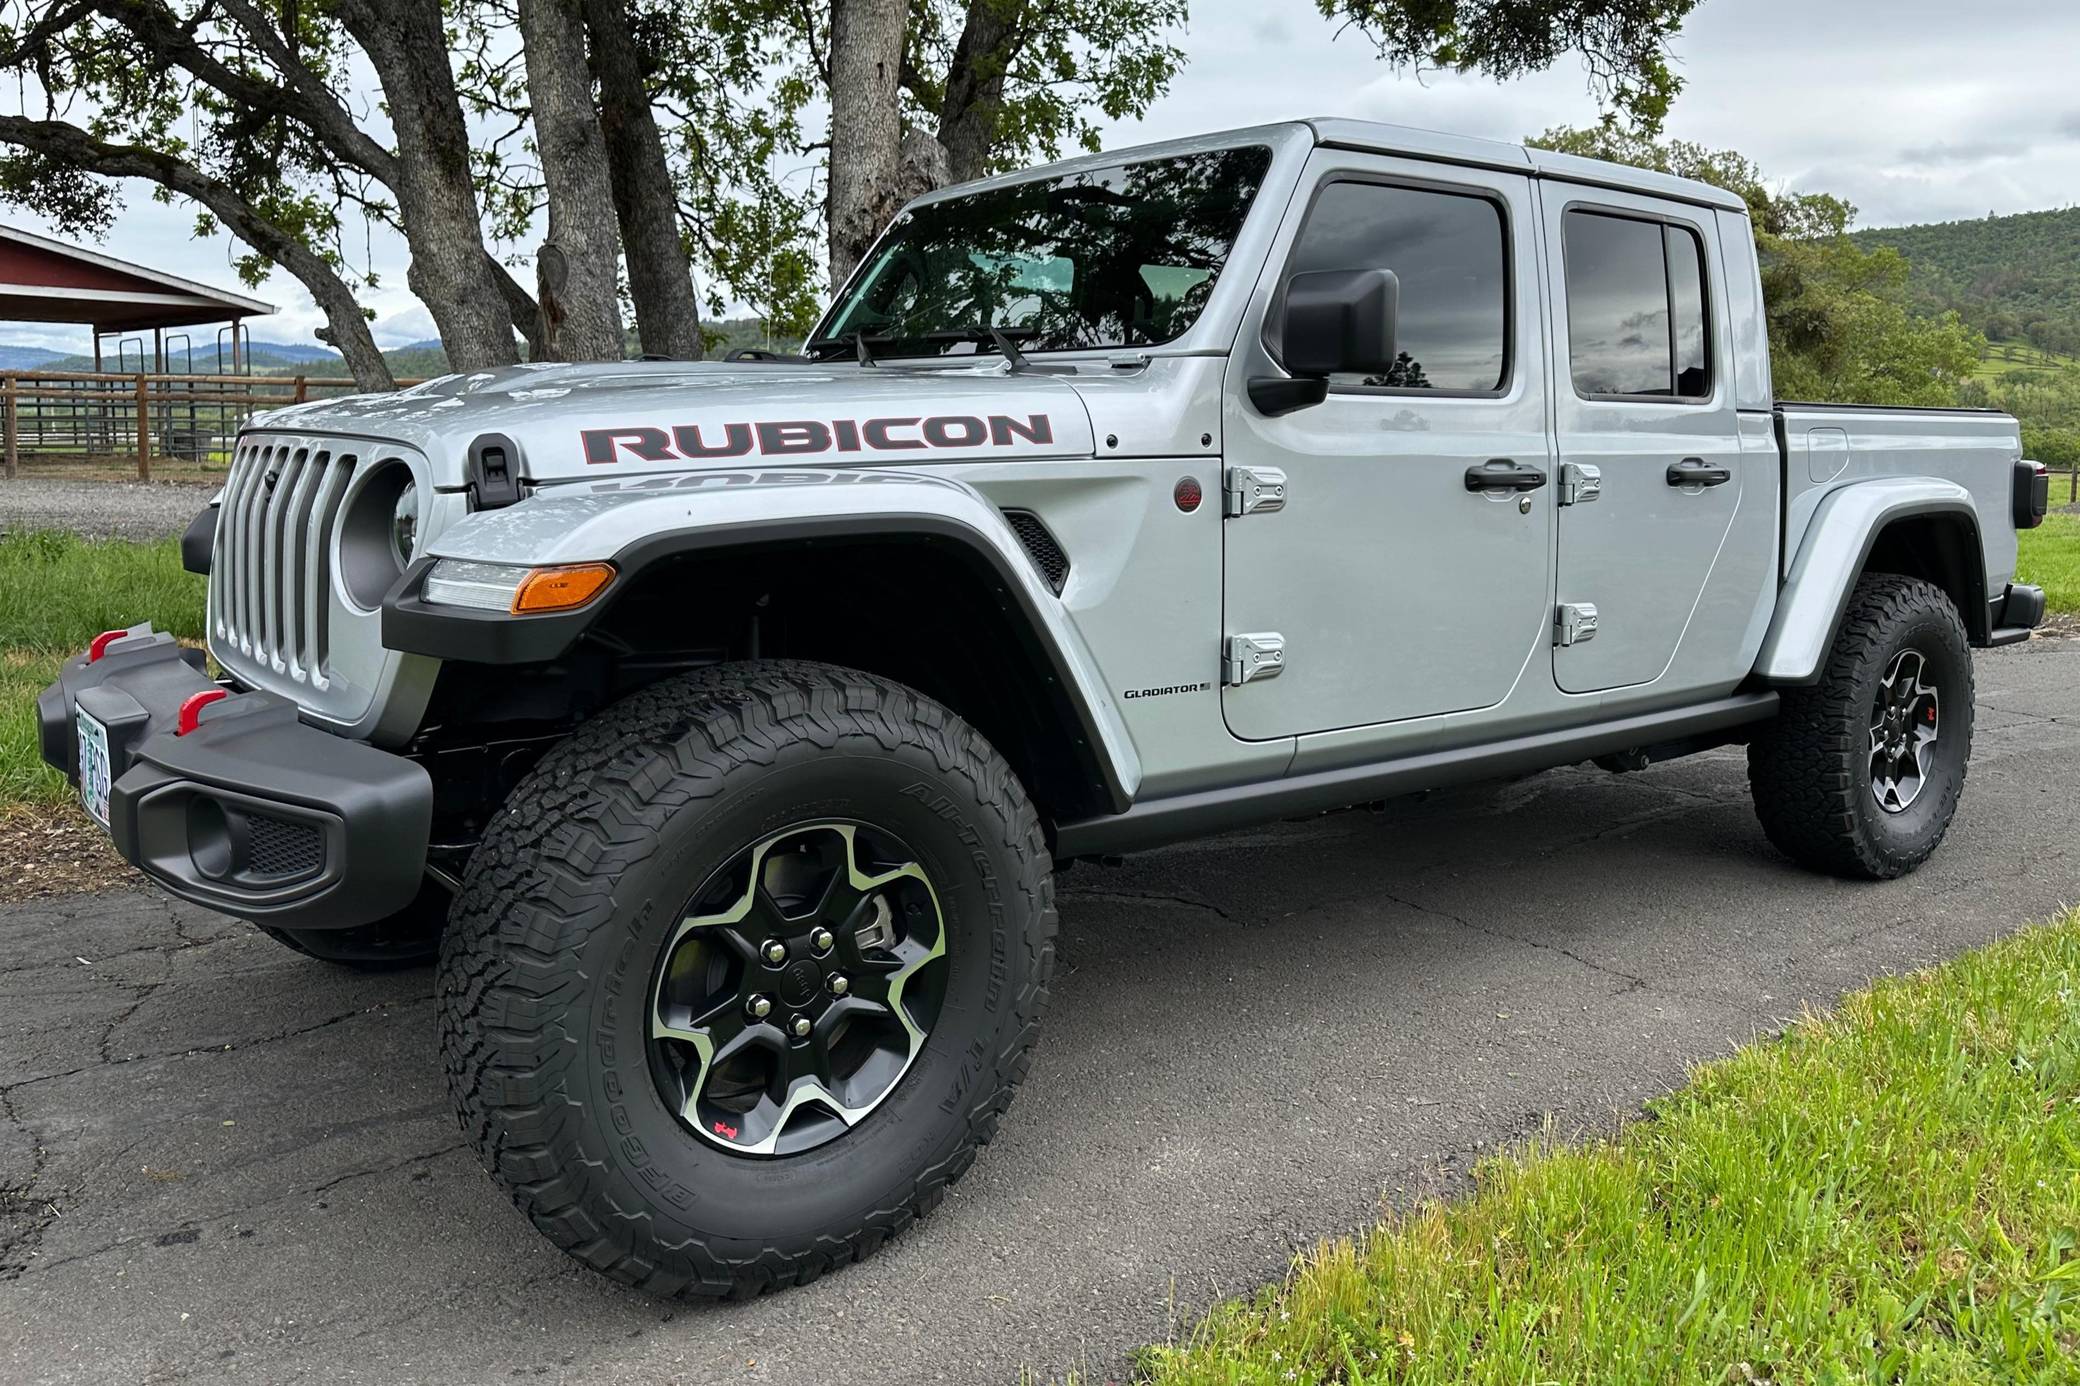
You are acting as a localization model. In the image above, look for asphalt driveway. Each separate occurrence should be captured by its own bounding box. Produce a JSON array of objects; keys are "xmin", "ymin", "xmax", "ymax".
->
[{"xmin": 3, "ymin": 638, "xmax": 2077, "ymax": 1385}]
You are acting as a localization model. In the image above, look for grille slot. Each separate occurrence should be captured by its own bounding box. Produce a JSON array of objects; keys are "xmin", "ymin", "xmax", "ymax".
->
[
  {"xmin": 1003, "ymin": 510, "xmax": 1070, "ymax": 593},
  {"xmin": 211, "ymin": 438, "xmax": 357, "ymax": 690},
  {"xmin": 245, "ymin": 813, "xmax": 324, "ymax": 879}
]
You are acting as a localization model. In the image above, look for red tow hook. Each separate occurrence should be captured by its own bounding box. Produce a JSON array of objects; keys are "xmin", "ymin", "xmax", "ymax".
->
[
  {"xmin": 87, "ymin": 629, "xmax": 128, "ymax": 662},
  {"xmin": 176, "ymin": 689, "xmax": 231, "ymax": 736}
]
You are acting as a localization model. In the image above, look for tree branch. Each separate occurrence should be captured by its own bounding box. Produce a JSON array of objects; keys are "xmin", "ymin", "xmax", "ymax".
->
[{"xmin": 0, "ymin": 113, "xmax": 394, "ymax": 388}]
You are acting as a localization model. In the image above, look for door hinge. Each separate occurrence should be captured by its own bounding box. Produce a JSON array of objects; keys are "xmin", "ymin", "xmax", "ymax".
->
[
  {"xmin": 1225, "ymin": 632, "xmax": 1286, "ymax": 685},
  {"xmin": 1224, "ymin": 465, "xmax": 1288, "ymax": 517},
  {"xmin": 1555, "ymin": 603, "xmax": 1599, "ymax": 647},
  {"xmin": 1558, "ymin": 462, "xmax": 1602, "ymax": 506}
]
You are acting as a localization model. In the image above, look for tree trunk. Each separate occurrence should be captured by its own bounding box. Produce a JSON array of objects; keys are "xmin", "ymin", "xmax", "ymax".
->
[
  {"xmin": 937, "ymin": 0, "xmax": 1026, "ymax": 184},
  {"xmin": 337, "ymin": 0, "xmax": 520, "ymax": 370},
  {"xmin": 584, "ymin": 0, "xmax": 704, "ymax": 360},
  {"xmin": 0, "ymin": 116, "xmax": 394, "ymax": 390},
  {"xmin": 488, "ymin": 259, "xmax": 548, "ymax": 361},
  {"xmin": 516, "ymin": 0, "xmax": 627, "ymax": 361},
  {"xmin": 826, "ymin": 0, "xmax": 909, "ymax": 289}
]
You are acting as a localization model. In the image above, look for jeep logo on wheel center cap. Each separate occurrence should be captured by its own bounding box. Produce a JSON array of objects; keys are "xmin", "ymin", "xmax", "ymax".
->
[{"xmin": 778, "ymin": 959, "xmax": 822, "ymax": 1008}]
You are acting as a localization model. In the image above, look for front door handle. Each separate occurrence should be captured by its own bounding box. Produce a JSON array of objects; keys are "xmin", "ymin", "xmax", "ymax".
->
[
  {"xmin": 1464, "ymin": 459, "xmax": 1548, "ymax": 493},
  {"xmin": 1667, "ymin": 458, "xmax": 1733, "ymax": 488}
]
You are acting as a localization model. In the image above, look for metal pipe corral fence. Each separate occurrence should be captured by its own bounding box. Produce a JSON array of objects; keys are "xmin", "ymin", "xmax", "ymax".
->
[{"xmin": 0, "ymin": 371, "xmax": 425, "ymax": 481}]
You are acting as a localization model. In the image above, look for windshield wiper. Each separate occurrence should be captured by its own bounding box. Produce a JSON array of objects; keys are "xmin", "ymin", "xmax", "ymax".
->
[
  {"xmin": 925, "ymin": 325, "xmax": 1072, "ymax": 375},
  {"xmin": 804, "ymin": 331, "xmax": 891, "ymax": 365}
]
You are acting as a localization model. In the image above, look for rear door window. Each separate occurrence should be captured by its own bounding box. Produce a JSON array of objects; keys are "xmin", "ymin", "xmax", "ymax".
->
[{"xmin": 1563, "ymin": 210, "xmax": 1712, "ymax": 400}]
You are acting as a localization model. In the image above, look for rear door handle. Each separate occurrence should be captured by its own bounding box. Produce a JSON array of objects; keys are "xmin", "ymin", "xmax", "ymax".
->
[
  {"xmin": 1667, "ymin": 458, "xmax": 1732, "ymax": 488},
  {"xmin": 1464, "ymin": 459, "xmax": 1548, "ymax": 493}
]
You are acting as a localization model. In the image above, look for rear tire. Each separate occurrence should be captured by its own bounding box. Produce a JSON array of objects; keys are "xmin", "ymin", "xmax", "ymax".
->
[
  {"xmin": 254, "ymin": 880, "xmax": 450, "ymax": 968},
  {"xmin": 437, "ymin": 660, "xmax": 1055, "ymax": 1297},
  {"xmin": 1748, "ymin": 573, "xmax": 1974, "ymax": 879}
]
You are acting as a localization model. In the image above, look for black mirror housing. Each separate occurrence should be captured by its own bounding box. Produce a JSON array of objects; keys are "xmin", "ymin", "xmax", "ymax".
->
[{"xmin": 1281, "ymin": 268, "xmax": 1400, "ymax": 379}]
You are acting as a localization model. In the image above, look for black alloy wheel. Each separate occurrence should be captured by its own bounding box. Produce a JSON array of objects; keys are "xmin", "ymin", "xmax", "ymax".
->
[{"xmin": 651, "ymin": 821, "xmax": 948, "ymax": 1157}]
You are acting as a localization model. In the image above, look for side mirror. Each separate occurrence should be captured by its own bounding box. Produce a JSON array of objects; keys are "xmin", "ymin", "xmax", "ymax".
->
[{"xmin": 1250, "ymin": 268, "xmax": 1400, "ymax": 416}]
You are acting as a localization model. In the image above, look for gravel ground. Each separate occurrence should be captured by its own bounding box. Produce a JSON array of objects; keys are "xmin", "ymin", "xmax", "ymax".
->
[
  {"xmin": 0, "ymin": 478, "xmax": 213, "ymax": 542},
  {"xmin": 1, "ymin": 638, "xmax": 2075, "ymax": 1385}
]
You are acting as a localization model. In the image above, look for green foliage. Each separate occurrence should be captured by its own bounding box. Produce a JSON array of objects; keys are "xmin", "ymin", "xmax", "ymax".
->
[
  {"xmin": 1854, "ymin": 207, "xmax": 2080, "ymax": 360},
  {"xmin": 660, "ymin": 0, "xmax": 1190, "ymax": 322},
  {"xmin": 1323, "ymin": 0, "xmax": 1701, "ymax": 134},
  {"xmin": 1764, "ymin": 235, "xmax": 1983, "ymax": 407},
  {"xmin": 1530, "ymin": 126, "xmax": 1983, "ymax": 407},
  {"xmin": 0, "ymin": 532, "xmax": 204, "ymax": 808},
  {"xmin": 1964, "ymin": 365, "xmax": 2080, "ymax": 442},
  {"xmin": 455, "ymin": 0, "xmax": 830, "ymax": 336},
  {"xmin": 0, "ymin": 0, "xmax": 374, "ymax": 289},
  {"xmin": 902, "ymin": 0, "xmax": 1188, "ymax": 173},
  {"xmin": 1140, "ymin": 909, "xmax": 2080, "ymax": 1384}
]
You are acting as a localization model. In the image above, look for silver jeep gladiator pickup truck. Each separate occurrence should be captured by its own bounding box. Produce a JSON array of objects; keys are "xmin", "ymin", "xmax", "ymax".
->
[{"xmin": 37, "ymin": 119, "xmax": 2051, "ymax": 1295}]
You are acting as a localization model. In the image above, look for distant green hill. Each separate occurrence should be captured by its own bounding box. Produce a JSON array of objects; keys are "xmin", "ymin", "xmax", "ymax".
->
[
  {"xmin": 1855, "ymin": 206, "xmax": 2080, "ymax": 357},
  {"xmin": 0, "ymin": 316, "xmax": 805, "ymax": 385}
]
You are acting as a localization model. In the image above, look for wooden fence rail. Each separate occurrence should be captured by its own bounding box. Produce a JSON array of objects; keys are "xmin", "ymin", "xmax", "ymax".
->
[{"xmin": 0, "ymin": 371, "xmax": 427, "ymax": 481}]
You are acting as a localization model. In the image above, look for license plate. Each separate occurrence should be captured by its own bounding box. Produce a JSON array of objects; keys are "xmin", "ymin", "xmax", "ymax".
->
[{"xmin": 76, "ymin": 708, "xmax": 111, "ymax": 828}]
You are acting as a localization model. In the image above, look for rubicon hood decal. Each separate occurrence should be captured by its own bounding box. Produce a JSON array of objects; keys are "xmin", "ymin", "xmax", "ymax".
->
[
  {"xmin": 582, "ymin": 412, "xmax": 1056, "ymax": 466},
  {"xmin": 247, "ymin": 360, "xmax": 1097, "ymax": 484}
]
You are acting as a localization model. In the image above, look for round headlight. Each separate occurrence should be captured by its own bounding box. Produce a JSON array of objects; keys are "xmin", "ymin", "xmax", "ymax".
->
[
  {"xmin": 337, "ymin": 460, "xmax": 422, "ymax": 610},
  {"xmin": 392, "ymin": 480, "xmax": 420, "ymax": 565}
]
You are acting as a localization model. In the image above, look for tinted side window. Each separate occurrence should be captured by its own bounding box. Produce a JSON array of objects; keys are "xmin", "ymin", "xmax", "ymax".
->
[
  {"xmin": 1667, "ymin": 226, "xmax": 1709, "ymax": 396},
  {"xmin": 1281, "ymin": 182, "xmax": 1508, "ymax": 392},
  {"xmin": 1563, "ymin": 210, "xmax": 1712, "ymax": 400}
]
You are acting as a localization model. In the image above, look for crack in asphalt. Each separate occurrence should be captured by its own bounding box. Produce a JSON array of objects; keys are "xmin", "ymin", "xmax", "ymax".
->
[
  {"xmin": 13, "ymin": 1104, "xmax": 459, "ymax": 1283},
  {"xmin": 308, "ymin": 1141, "xmax": 469, "ymax": 1196},
  {"xmin": 0, "ymin": 1083, "xmax": 59, "ymax": 1280},
  {"xmin": 1057, "ymin": 886, "xmax": 1239, "ymax": 923},
  {"xmin": 1982, "ymin": 702, "xmax": 2070, "ymax": 728},
  {"xmin": 0, "ymin": 902, "xmax": 241, "ymax": 980},
  {"xmin": 1370, "ymin": 884, "xmax": 1746, "ymax": 1013},
  {"xmin": 1, "ymin": 996, "xmax": 437, "ymax": 1099},
  {"xmin": 97, "ymin": 982, "xmax": 166, "ymax": 1065}
]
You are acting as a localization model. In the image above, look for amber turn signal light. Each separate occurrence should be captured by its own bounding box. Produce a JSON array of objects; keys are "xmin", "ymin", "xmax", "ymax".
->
[{"xmin": 512, "ymin": 562, "xmax": 615, "ymax": 613}]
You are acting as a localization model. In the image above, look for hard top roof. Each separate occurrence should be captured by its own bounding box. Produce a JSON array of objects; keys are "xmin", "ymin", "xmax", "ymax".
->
[{"xmin": 908, "ymin": 118, "xmax": 1749, "ymax": 216}]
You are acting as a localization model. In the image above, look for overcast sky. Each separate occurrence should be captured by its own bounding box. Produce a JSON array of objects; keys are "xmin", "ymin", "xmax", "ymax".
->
[{"xmin": 7, "ymin": 0, "xmax": 2076, "ymax": 354}]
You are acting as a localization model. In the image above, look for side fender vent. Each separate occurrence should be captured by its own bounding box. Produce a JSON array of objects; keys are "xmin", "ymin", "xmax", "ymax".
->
[{"xmin": 1002, "ymin": 510, "xmax": 1070, "ymax": 594}]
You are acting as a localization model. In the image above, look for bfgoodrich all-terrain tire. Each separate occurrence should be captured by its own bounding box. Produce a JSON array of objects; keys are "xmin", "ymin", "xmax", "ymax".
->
[
  {"xmin": 1748, "ymin": 573, "xmax": 1975, "ymax": 879},
  {"xmin": 438, "ymin": 660, "xmax": 1055, "ymax": 1296}
]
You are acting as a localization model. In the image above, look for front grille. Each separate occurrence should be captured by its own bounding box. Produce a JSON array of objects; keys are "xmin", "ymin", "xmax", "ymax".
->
[
  {"xmin": 245, "ymin": 813, "xmax": 324, "ymax": 880},
  {"xmin": 1003, "ymin": 510, "xmax": 1070, "ymax": 593},
  {"xmin": 211, "ymin": 437, "xmax": 359, "ymax": 690}
]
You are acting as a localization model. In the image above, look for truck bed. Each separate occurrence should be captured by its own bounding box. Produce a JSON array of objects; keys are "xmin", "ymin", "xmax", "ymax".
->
[{"xmin": 1775, "ymin": 400, "xmax": 2023, "ymax": 601}]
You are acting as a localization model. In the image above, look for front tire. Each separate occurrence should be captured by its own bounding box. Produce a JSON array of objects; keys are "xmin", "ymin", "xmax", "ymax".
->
[
  {"xmin": 438, "ymin": 661, "xmax": 1055, "ymax": 1296},
  {"xmin": 1748, "ymin": 573, "xmax": 1974, "ymax": 879}
]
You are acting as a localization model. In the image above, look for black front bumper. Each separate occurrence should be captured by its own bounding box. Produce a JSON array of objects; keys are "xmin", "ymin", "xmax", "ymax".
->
[{"xmin": 37, "ymin": 629, "xmax": 432, "ymax": 930}]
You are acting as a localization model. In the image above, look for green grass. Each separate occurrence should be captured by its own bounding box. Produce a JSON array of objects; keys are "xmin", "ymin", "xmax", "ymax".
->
[
  {"xmin": 0, "ymin": 531, "xmax": 204, "ymax": 807},
  {"xmin": 2017, "ymin": 513, "xmax": 2080, "ymax": 617},
  {"xmin": 1972, "ymin": 340, "xmax": 2080, "ymax": 384},
  {"xmin": 1138, "ymin": 912, "xmax": 2080, "ymax": 1385}
]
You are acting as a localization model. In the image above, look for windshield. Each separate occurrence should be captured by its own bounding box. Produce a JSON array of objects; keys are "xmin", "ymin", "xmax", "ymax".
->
[{"xmin": 817, "ymin": 145, "xmax": 1274, "ymax": 358}]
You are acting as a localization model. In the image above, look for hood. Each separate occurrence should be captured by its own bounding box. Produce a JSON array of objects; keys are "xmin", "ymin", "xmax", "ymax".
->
[{"xmin": 249, "ymin": 360, "xmax": 1097, "ymax": 487}]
